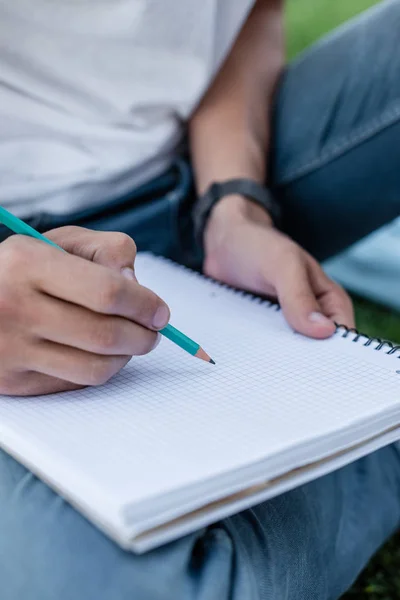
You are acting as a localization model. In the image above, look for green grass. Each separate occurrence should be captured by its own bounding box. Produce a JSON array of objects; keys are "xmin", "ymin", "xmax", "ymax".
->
[
  {"xmin": 285, "ymin": 1, "xmax": 400, "ymax": 598},
  {"xmin": 286, "ymin": 0, "xmax": 380, "ymax": 58}
]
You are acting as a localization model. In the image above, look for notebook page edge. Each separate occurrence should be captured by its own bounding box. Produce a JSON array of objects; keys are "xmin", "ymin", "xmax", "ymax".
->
[
  {"xmin": 129, "ymin": 424, "xmax": 400, "ymax": 553},
  {"xmin": 0, "ymin": 423, "xmax": 127, "ymax": 547},
  {"xmin": 1, "ymin": 253, "xmax": 400, "ymax": 552},
  {"xmin": 122, "ymin": 406, "xmax": 400, "ymax": 539}
]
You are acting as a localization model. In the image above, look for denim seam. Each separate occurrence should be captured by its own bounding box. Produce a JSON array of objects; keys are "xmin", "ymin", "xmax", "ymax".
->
[{"xmin": 280, "ymin": 98, "xmax": 400, "ymax": 184}]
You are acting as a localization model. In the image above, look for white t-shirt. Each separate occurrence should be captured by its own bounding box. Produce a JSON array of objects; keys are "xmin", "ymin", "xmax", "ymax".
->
[{"xmin": 0, "ymin": 0, "xmax": 254, "ymax": 216}]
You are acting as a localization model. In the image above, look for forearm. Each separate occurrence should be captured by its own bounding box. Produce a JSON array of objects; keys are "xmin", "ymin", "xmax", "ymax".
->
[{"xmin": 189, "ymin": 0, "xmax": 285, "ymax": 204}]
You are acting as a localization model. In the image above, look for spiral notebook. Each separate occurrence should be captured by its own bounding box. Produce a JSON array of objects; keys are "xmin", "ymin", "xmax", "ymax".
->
[{"xmin": 1, "ymin": 253, "xmax": 400, "ymax": 553}]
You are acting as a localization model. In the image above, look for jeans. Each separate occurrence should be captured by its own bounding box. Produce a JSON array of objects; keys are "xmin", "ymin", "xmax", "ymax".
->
[
  {"xmin": 325, "ymin": 218, "xmax": 400, "ymax": 311},
  {"xmin": 2, "ymin": 1, "xmax": 400, "ymax": 599}
]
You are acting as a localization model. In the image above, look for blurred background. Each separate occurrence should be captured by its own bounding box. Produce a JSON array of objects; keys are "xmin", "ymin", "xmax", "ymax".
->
[
  {"xmin": 286, "ymin": 0, "xmax": 400, "ymax": 343},
  {"xmin": 287, "ymin": 0, "xmax": 379, "ymax": 57},
  {"xmin": 285, "ymin": 1, "xmax": 400, "ymax": 598}
]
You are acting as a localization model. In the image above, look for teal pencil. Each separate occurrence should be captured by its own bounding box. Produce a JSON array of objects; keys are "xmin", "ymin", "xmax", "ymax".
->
[{"xmin": 0, "ymin": 205, "xmax": 215, "ymax": 364}]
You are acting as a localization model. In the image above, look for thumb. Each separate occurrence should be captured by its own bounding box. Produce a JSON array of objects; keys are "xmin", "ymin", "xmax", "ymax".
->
[
  {"xmin": 276, "ymin": 254, "xmax": 336, "ymax": 339},
  {"xmin": 45, "ymin": 226, "xmax": 138, "ymax": 280}
]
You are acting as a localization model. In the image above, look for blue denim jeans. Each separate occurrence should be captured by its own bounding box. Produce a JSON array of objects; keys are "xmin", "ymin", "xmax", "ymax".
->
[{"xmin": 2, "ymin": 2, "xmax": 400, "ymax": 599}]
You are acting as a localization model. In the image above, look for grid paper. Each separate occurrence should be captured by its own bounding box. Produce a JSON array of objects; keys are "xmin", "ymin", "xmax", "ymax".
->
[{"xmin": 0, "ymin": 254, "xmax": 399, "ymax": 521}]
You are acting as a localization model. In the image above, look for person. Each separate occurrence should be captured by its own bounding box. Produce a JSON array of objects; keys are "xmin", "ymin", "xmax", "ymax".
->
[{"xmin": 1, "ymin": 0, "xmax": 400, "ymax": 598}]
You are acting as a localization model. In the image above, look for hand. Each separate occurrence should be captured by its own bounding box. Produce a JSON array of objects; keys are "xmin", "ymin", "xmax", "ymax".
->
[
  {"xmin": 203, "ymin": 195, "xmax": 355, "ymax": 338},
  {"xmin": 0, "ymin": 227, "xmax": 170, "ymax": 396}
]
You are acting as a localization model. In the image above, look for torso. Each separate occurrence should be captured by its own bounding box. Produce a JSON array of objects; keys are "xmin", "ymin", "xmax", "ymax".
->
[{"xmin": 0, "ymin": 0, "xmax": 254, "ymax": 216}]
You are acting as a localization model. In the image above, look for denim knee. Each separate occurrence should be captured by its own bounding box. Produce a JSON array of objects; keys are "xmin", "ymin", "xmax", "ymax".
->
[{"xmin": 1, "ymin": 446, "xmax": 400, "ymax": 600}]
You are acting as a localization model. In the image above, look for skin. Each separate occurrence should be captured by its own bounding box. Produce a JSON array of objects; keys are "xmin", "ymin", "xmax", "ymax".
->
[
  {"xmin": 189, "ymin": 0, "xmax": 355, "ymax": 337},
  {"xmin": 0, "ymin": 0, "xmax": 354, "ymax": 396},
  {"xmin": 0, "ymin": 228, "xmax": 169, "ymax": 395}
]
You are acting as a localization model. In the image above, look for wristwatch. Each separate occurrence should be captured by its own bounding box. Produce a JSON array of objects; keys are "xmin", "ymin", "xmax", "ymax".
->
[{"xmin": 193, "ymin": 178, "xmax": 282, "ymax": 246}]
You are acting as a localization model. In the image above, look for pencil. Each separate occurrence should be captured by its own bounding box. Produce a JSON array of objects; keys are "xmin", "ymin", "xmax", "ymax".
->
[{"xmin": 0, "ymin": 205, "xmax": 215, "ymax": 364}]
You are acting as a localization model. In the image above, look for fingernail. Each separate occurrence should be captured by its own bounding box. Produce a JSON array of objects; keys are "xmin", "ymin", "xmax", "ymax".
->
[
  {"xmin": 309, "ymin": 312, "xmax": 333, "ymax": 326},
  {"xmin": 152, "ymin": 332, "xmax": 162, "ymax": 350},
  {"xmin": 121, "ymin": 267, "xmax": 137, "ymax": 281},
  {"xmin": 152, "ymin": 305, "xmax": 170, "ymax": 330}
]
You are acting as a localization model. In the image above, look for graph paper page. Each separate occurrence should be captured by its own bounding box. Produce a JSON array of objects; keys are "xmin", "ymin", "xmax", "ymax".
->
[{"xmin": 0, "ymin": 254, "xmax": 399, "ymax": 517}]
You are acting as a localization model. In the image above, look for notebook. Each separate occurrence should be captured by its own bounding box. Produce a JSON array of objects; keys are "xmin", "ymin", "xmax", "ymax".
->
[{"xmin": 1, "ymin": 253, "xmax": 400, "ymax": 554}]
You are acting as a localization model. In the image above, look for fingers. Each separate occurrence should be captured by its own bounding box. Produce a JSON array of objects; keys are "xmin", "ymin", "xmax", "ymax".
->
[
  {"xmin": 0, "ymin": 372, "xmax": 84, "ymax": 397},
  {"xmin": 45, "ymin": 227, "xmax": 138, "ymax": 274},
  {"xmin": 276, "ymin": 248, "xmax": 354, "ymax": 339},
  {"xmin": 26, "ymin": 340, "xmax": 132, "ymax": 387},
  {"xmin": 1, "ymin": 236, "xmax": 170, "ymax": 330},
  {"xmin": 31, "ymin": 295, "xmax": 160, "ymax": 356},
  {"xmin": 306, "ymin": 255, "xmax": 355, "ymax": 328},
  {"xmin": 0, "ymin": 232, "xmax": 164, "ymax": 397},
  {"xmin": 275, "ymin": 248, "xmax": 336, "ymax": 339}
]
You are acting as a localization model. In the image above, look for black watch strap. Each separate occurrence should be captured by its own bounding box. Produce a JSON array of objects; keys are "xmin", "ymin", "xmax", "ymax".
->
[{"xmin": 193, "ymin": 179, "xmax": 281, "ymax": 246}]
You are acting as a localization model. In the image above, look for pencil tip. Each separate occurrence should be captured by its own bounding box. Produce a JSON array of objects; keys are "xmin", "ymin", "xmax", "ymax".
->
[{"xmin": 195, "ymin": 347, "xmax": 215, "ymax": 364}]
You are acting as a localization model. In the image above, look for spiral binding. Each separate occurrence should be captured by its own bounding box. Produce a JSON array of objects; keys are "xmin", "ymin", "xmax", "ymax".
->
[
  {"xmin": 201, "ymin": 276, "xmax": 400, "ymax": 359},
  {"xmin": 144, "ymin": 254, "xmax": 400, "ymax": 359},
  {"xmin": 335, "ymin": 324, "xmax": 400, "ymax": 358}
]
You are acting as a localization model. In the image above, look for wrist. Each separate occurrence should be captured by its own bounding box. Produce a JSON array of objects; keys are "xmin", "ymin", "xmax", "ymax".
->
[
  {"xmin": 204, "ymin": 194, "xmax": 273, "ymax": 254},
  {"xmin": 211, "ymin": 193, "xmax": 274, "ymax": 225}
]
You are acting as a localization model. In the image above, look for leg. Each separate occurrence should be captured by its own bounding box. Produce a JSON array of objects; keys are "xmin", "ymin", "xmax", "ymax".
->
[
  {"xmin": 2, "ymin": 444, "xmax": 400, "ymax": 600},
  {"xmin": 271, "ymin": 0, "xmax": 400, "ymax": 261},
  {"xmin": 324, "ymin": 218, "xmax": 400, "ymax": 311}
]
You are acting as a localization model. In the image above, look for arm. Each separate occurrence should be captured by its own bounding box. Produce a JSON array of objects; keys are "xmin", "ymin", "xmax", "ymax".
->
[
  {"xmin": 189, "ymin": 0, "xmax": 354, "ymax": 337},
  {"xmin": 190, "ymin": 0, "xmax": 284, "ymax": 197}
]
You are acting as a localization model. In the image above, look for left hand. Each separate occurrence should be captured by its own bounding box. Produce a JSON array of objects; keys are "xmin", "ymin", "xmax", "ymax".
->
[{"xmin": 203, "ymin": 195, "xmax": 355, "ymax": 339}]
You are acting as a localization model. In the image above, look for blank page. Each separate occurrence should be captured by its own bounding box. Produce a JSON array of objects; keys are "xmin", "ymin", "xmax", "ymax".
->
[{"xmin": 0, "ymin": 254, "xmax": 399, "ymax": 522}]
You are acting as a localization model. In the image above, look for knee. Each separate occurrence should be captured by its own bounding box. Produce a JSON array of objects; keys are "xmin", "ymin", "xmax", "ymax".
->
[
  {"xmin": 0, "ymin": 449, "xmax": 235, "ymax": 600},
  {"xmin": 225, "ymin": 449, "xmax": 400, "ymax": 600},
  {"xmin": 224, "ymin": 489, "xmax": 332, "ymax": 600}
]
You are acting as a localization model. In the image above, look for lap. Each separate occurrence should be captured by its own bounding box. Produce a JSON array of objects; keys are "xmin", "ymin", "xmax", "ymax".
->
[
  {"xmin": 1, "ymin": 445, "xmax": 400, "ymax": 600},
  {"xmin": 272, "ymin": 0, "xmax": 400, "ymax": 261},
  {"xmin": 3, "ymin": 5, "xmax": 400, "ymax": 600}
]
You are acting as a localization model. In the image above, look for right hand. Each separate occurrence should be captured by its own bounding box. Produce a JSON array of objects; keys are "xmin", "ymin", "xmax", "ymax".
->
[{"xmin": 0, "ymin": 227, "xmax": 170, "ymax": 396}]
